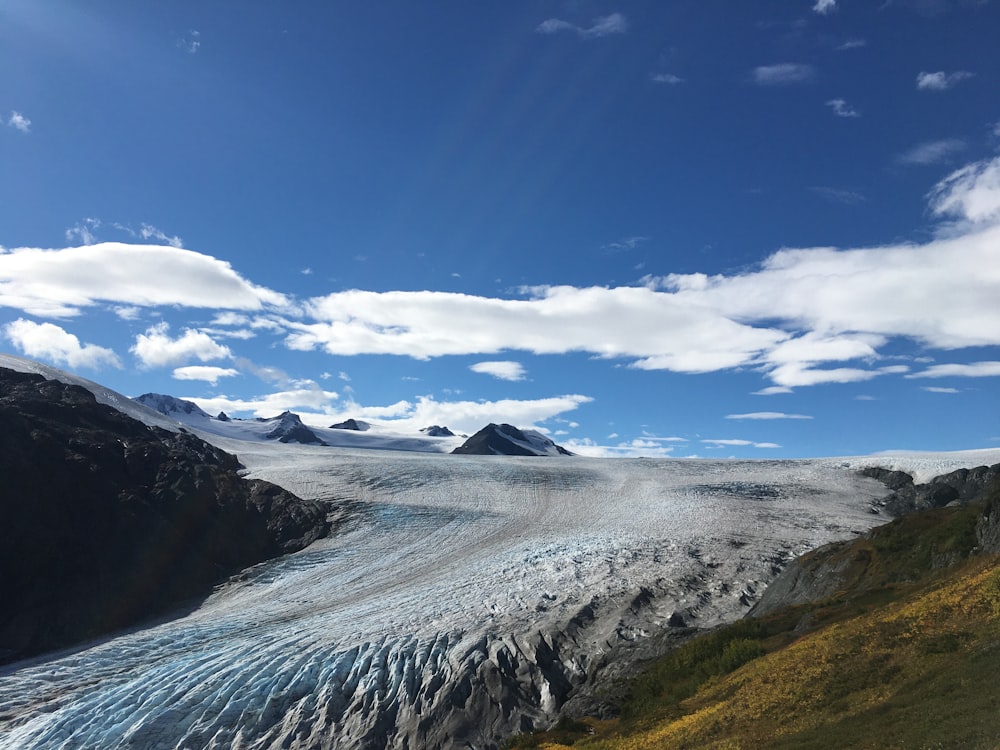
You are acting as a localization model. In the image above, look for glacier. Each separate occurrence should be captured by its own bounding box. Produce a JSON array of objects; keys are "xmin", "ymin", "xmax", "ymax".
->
[{"xmin": 3, "ymin": 434, "xmax": 998, "ymax": 749}]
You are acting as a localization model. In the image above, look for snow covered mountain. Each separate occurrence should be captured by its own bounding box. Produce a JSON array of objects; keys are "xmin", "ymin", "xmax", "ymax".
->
[
  {"xmin": 134, "ymin": 392, "xmax": 211, "ymax": 420},
  {"xmin": 452, "ymin": 422, "xmax": 573, "ymax": 456}
]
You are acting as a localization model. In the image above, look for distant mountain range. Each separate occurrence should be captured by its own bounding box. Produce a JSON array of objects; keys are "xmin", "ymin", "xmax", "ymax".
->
[{"xmin": 134, "ymin": 394, "xmax": 571, "ymax": 456}]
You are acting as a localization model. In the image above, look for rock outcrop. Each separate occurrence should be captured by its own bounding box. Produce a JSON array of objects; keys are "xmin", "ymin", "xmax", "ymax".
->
[
  {"xmin": 452, "ymin": 423, "xmax": 573, "ymax": 456},
  {"xmin": 751, "ymin": 464, "xmax": 1000, "ymax": 616},
  {"xmin": 0, "ymin": 368, "xmax": 331, "ymax": 664}
]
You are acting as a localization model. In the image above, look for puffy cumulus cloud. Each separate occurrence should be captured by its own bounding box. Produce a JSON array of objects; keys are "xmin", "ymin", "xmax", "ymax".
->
[
  {"xmin": 289, "ymin": 286, "xmax": 787, "ymax": 373},
  {"xmin": 7, "ymin": 111, "xmax": 30, "ymax": 133},
  {"xmin": 916, "ymin": 70, "xmax": 974, "ymax": 91},
  {"xmin": 752, "ymin": 63, "xmax": 815, "ymax": 85},
  {"xmin": 535, "ymin": 13, "xmax": 627, "ymax": 39},
  {"xmin": 814, "ymin": 0, "xmax": 837, "ymax": 13},
  {"xmin": 4, "ymin": 318, "xmax": 121, "ymax": 370},
  {"xmin": 908, "ymin": 361, "xmax": 1000, "ymax": 378},
  {"xmin": 826, "ymin": 98, "xmax": 860, "ymax": 117},
  {"xmin": 188, "ymin": 385, "xmax": 341, "ymax": 420},
  {"xmin": 172, "ymin": 365, "xmax": 240, "ymax": 385},
  {"xmin": 131, "ymin": 322, "xmax": 232, "ymax": 368},
  {"xmin": 470, "ymin": 360, "xmax": 527, "ymax": 381},
  {"xmin": 0, "ymin": 242, "xmax": 288, "ymax": 317}
]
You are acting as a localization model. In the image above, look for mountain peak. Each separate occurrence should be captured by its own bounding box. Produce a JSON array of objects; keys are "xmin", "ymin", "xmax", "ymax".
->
[
  {"xmin": 134, "ymin": 393, "xmax": 210, "ymax": 419},
  {"xmin": 451, "ymin": 423, "xmax": 573, "ymax": 456}
]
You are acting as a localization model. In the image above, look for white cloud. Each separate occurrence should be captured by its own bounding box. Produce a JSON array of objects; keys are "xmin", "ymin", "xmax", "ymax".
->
[
  {"xmin": 4, "ymin": 318, "xmax": 121, "ymax": 370},
  {"xmin": 701, "ymin": 438, "xmax": 781, "ymax": 449},
  {"xmin": 289, "ymin": 286, "xmax": 787, "ymax": 374},
  {"xmin": 814, "ymin": 0, "xmax": 837, "ymax": 14},
  {"xmin": 921, "ymin": 386, "xmax": 960, "ymax": 393},
  {"xmin": 65, "ymin": 218, "xmax": 101, "ymax": 245},
  {"xmin": 916, "ymin": 70, "xmax": 974, "ymax": 91},
  {"xmin": 535, "ymin": 13, "xmax": 627, "ymax": 39},
  {"xmin": 826, "ymin": 98, "xmax": 860, "ymax": 117},
  {"xmin": 470, "ymin": 360, "xmax": 527, "ymax": 381},
  {"xmin": 0, "ymin": 242, "xmax": 288, "ymax": 317},
  {"xmin": 279, "ymin": 158, "xmax": 1000, "ymax": 392},
  {"xmin": 7, "ymin": 111, "xmax": 31, "ymax": 133},
  {"xmin": 187, "ymin": 390, "xmax": 591, "ymax": 436},
  {"xmin": 113, "ymin": 306, "xmax": 142, "ymax": 321},
  {"xmin": 178, "ymin": 30, "xmax": 200, "ymax": 54},
  {"xmin": 131, "ymin": 322, "xmax": 232, "ymax": 368},
  {"xmin": 908, "ymin": 361, "xmax": 1000, "ymax": 378},
  {"xmin": 753, "ymin": 386, "xmax": 794, "ymax": 395},
  {"xmin": 896, "ymin": 139, "xmax": 967, "ymax": 166},
  {"xmin": 651, "ymin": 73, "xmax": 685, "ymax": 85},
  {"xmin": 928, "ymin": 156, "xmax": 1000, "ymax": 225},
  {"xmin": 172, "ymin": 365, "xmax": 240, "ymax": 385},
  {"xmin": 139, "ymin": 224, "xmax": 183, "ymax": 248},
  {"xmin": 836, "ymin": 39, "xmax": 867, "ymax": 50},
  {"xmin": 603, "ymin": 236, "xmax": 649, "ymax": 251},
  {"xmin": 753, "ymin": 63, "xmax": 815, "ymax": 85},
  {"xmin": 725, "ymin": 412, "xmax": 813, "ymax": 420}
]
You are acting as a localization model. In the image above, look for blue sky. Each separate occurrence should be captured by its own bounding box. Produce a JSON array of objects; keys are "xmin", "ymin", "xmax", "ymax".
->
[{"xmin": 1, "ymin": 0, "xmax": 999, "ymax": 458}]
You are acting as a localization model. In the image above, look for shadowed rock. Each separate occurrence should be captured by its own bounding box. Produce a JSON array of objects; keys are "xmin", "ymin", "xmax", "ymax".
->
[{"xmin": 0, "ymin": 368, "xmax": 331, "ymax": 664}]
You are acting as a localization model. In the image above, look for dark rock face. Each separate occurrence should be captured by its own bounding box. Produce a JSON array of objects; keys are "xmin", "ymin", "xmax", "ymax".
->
[
  {"xmin": 0, "ymin": 368, "xmax": 330, "ymax": 664},
  {"xmin": 266, "ymin": 411, "xmax": 327, "ymax": 445},
  {"xmin": 452, "ymin": 423, "xmax": 572, "ymax": 456},
  {"xmin": 420, "ymin": 425, "xmax": 455, "ymax": 437},
  {"xmin": 134, "ymin": 393, "xmax": 210, "ymax": 419},
  {"xmin": 861, "ymin": 464, "xmax": 1000, "ymax": 515},
  {"xmin": 330, "ymin": 418, "xmax": 370, "ymax": 431}
]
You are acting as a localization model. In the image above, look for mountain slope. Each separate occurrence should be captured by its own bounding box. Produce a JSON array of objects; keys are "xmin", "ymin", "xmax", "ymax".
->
[
  {"xmin": 452, "ymin": 423, "xmax": 573, "ymax": 456},
  {"xmin": 0, "ymin": 367, "xmax": 331, "ymax": 664},
  {"xmin": 514, "ymin": 465, "xmax": 1000, "ymax": 749}
]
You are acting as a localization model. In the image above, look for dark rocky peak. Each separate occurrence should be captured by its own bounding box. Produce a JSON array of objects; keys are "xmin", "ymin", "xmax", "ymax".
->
[
  {"xmin": 217, "ymin": 411, "xmax": 231, "ymax": 421},
  {"xmin": 264, "ymin": 411, "xmax": 327, "ymax": 445},
  {"xmin": 421, "ymin": 425, "xmax": 456, "ymax": 437},
  {"xmin": 135, "ymin": 393, "xmax": 210, "ymax": 420},
  {"xmin": 452, "ymin": 422, "xmax": 573, "ymax": 456},
  {"xmin": 330, "ymin": 418, "xmax": 371, "ymax": 431}
]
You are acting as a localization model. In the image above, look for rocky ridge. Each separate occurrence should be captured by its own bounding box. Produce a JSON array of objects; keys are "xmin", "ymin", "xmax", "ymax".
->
[{"xmin": 0, "ymin": 368, "xmax": 331, "ymax": 663}]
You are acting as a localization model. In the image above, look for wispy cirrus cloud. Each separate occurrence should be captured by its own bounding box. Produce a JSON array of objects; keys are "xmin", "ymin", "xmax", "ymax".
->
[
  {"xmin": 752, "ymin": 63, "xmax": 816, "ymax": 86},
  {"xmin": 916, "ymin": 70, "xmax": 974, "ymax": 91},
  {"xmin": 701, "ymin": 438, "xmax": 781, "ymax": 449},
  {"xmin": 908, "ymin": 361, "xmax": 1000, "ymax": 378},
  {"xmin": 470, "ymin": 360, "xmax": 527, "ymax": 381},
  {"xmin": 4, "ymin": 318, "xmax": 121, "ymax": 370},
  {"xmin": 725, "ymin": 412, "xmax": 813, "ymax": 420},
  {"xmin": 921, "ymin": 386, "xmax": 960, "ymax": 393},
  {"xmin": 896, "ymin": 138, "xmax": 966, "ymax": 166},
  {"xmin": 535, "ymin": 13, "xmax": 627, "ymax": 39},
  {"xmin": 826, "ymin": 98, "xmax": 860, "ymax": 117},
  {"xmin": 651, "ymin": 73, "xmax": 685, "ymax": 85},
  {"xmin": 836, "ymin": 38, "xmax": 867, "ymax": 50}
]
